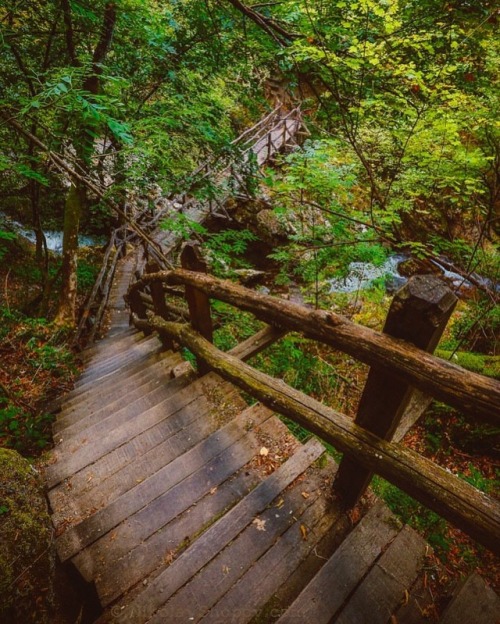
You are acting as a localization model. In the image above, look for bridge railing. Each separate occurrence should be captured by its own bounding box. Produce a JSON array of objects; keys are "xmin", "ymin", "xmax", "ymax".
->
[{"xmin": 126, "ymin": 245, "xmax": 500, "ymax": 555}]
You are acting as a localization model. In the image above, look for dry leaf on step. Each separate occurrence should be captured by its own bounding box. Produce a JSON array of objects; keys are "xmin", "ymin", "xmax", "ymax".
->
[{"xmin": 252, "ymin": 518, "xmax": 266, "ymax": 531}]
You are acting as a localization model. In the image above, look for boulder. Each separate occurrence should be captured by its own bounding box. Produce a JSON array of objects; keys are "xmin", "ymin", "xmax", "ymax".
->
[{"xmin": 0, "ymin": 448, "xmax": 55, "ymax": 623}]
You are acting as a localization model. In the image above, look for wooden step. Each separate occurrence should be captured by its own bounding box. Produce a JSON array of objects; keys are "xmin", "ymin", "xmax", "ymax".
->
[
  {"xmin": 75, "ymin": 335, "xmax": 161, "ymax": 386},
  {"xmin": 53, "ymin": 368, "xmax": 190, "ymax": 451},
  {"xmin": 53, "ymin": 354, "xmax": 186, "ymax": 440},
  {"xmin": 95, "ymin": 437, "xmax": 326, "ymax": 623},
  {"xmin": 46, "ymin": 373, "xmax": 236, "ymax": 487},
  {"xmin": 81, "ymin": 407, "xmax": 279, "ymax": 604},
  {"xmin": 440, "ymin": 572, "xmax": 500, "ymax": 624},
  {"xmin": 50, "ymin": 391, "xmax": 258, "ymax": 532},
  {"xmin": 79, "ymin": 328, "xmax": 140, "ymax": 361},
  {"xmin": 55, "ymin": 350, "xmax": 177, "ymax": 422},
  {"xmin": 276, "ymin": 501, "xmax": 427, "ymax": 624}
]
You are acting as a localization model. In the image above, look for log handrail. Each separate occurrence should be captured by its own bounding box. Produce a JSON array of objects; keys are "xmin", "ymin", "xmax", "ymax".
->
[
  {"xmin": 127, "ymin": 269, "xmax": 499, "ymax": 425},
  {"xmin": 132, "ymin": 313, "xmax": 500, "ymax": 555}
]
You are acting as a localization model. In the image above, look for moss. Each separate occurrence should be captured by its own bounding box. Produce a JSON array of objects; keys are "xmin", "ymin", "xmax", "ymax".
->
[
  {"xmin": 0, "ymin": 448, "xmax": 55, "ymax": 624},
  {"xmin": 436, "ymin": 350, "xmax": 500, "ymax": 379}
]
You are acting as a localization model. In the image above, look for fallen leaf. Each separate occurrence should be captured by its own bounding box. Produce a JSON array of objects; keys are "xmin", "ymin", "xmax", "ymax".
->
[
  {"xmin": 275, "ymin": 498, "xmax": 285, "ymax": 509},
  {"xmin": 300, "ymin": 524, "xmax": 308, "ymax": 540},
  {"xmin": 259, "ymin": 447, "xmax": 269, "ymax": 457},
  {"xmin": 252, "ymin": 518, "xmax": 266, "ymax": 531},
  {"xmin": 222, "ymin": 565, "xmax": 230, "ymax": 574},
  {"xmin": 301, "ymin": 491, "xmax": 310, "ymax": 499}
]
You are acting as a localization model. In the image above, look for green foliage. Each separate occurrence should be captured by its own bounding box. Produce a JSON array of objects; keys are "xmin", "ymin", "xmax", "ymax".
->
[
  {"xmin": 212, "ymin": 303, "xmax": 263, "ymax": 352},
  {"xmin": 205, "ymin": 229, "xmax": 258, "ymax": 275},
  {"xmin": 161, "ymin": 213, "xmax": 208, "ymax": 241},
  {"xmin": 77, "ymin": 260, "xmax": 100, "ymax": 290},
  {"xmin": 461, "ymin": 464, "xmax": 498, "ymax": 495}
]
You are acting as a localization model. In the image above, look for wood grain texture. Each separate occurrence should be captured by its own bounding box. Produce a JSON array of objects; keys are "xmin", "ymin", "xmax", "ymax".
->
[{"xmin": 135, "ymin": 318, "xmax": 500, "ymax": 554}]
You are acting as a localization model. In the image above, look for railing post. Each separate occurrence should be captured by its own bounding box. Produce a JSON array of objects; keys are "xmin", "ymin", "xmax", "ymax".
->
[
  {"xmin": 180, "ymin": 241, "xmax": 213, "ymax": 375},
  {"xmin": 128, "ymin": 287, "xmax": 152, "ymax": 335},
  {"xmin": 334, "ymin": 275, "xmax": 457, "ymax": 507},
  {"xmin": 145, "ymin": 260, "xmax": 173, "ymax": 349}
]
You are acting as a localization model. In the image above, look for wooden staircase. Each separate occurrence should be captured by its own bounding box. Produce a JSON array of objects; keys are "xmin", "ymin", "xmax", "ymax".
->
[{"xmin": 44, "ymin": 254, "xmax": 499, "ymax": 623}]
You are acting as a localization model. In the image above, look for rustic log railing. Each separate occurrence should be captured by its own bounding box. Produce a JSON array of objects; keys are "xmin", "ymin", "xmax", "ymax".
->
[{"xmin": 126, "ymin": 255, "xmax": 500, "ymax": 555}]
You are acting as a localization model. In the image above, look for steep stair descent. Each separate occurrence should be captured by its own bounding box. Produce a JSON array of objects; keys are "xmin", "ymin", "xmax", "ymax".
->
[{"xmin": 45, "ymin": 258, "xmax": 499, "ymax": 622}]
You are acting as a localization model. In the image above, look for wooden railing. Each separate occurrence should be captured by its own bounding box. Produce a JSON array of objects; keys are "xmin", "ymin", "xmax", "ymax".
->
[{"xmin": 126, "ymin": 244, "xmax": 500, "ymax": 555}]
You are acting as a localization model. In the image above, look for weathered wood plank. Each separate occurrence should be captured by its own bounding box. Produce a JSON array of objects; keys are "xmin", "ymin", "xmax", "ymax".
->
[
  {"xmin": 139, "ymin": 319, "xmax": 500, "ymax": 554},
  {"xmin": 95, "ymin": 439, "xmax": 325, "ymax": 623},
  {"xmin": 274, "ymin": 501, "xmax": 399, "ymax": 624},
  {"xmin": 335, "ymin": 526, "xmax": 427, "ymax": 623},
  {"xmin": 46, "ymin": 373, "xmax": 228, "ymax": 487},
  {"xmin": 54, "ymin": 354, "xmax": 185, "ymax": 438},
  {"xmin": 50, "ymin": 404, "xmax": 215, "ymax": 531},
  {"xmin": 55, "ymin": 350, "xmax": 179, "ymax": 424},
  {"xmin": 227, "ymin": 325, "xmax": 286, "ymax": 361},
  {"xmin": 440, "ymin": 573, "xmax": 500, "ymax": 624},
  {"xmin": 48, "ymin": 391, "xmax": 217, "ymax": 520},
  {"xmin": 148, "ymin": 472, "xmax": 325, "ymax": 624},
  {"xmin": 95, "ymin": 459, "xmax": 261, "ymax": 600},
  {"xmin": 198, "ymin": 481, "xmax": 341, "ymax": 624},
  {"xmin": 53, "ymin": 369, "xmax": 190, "ymax": 451},
  {"xmin": 56, "ymin": 401, "xmax": 274, "ymax": 562},
  {"xmin": 93, "ymin": 407, "xmax": 276, "ymax": 605},
  {"xmin": 74, "ymin": 337, "xmax": 162, "ymax": 387}
]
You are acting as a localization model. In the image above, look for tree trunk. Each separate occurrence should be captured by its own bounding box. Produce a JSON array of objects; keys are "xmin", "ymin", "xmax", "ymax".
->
[{"xmin": 54, "ymin": 183, "xmax": 84, "ymax": 326}]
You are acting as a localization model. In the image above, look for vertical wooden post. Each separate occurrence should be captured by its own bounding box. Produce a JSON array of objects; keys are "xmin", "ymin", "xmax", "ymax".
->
[
  {"xmin": 145, "ymin": 260, "xmax": 173, "ymax": 349},
  {"xmin": 128, "ymin": 287, "xmax": 152, "ymax": 335},
  {"xmin": 180, "ymin": 241, "xmax": 213, "ymax": 375},
  {"xmin": 334, "ymin": 275, "xmax": 457, "ymax": 507}
]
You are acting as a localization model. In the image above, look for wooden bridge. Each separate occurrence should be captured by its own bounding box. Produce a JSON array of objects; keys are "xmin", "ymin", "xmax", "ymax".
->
[{"xmin": 45, "ymin": 107, "xmax": 499, "ymax": 622}]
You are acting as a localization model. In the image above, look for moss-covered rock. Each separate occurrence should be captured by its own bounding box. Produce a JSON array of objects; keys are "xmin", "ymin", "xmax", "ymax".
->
[{"xmin": 0, "ymin": 448, "xmax": 55, "ymax": 623}]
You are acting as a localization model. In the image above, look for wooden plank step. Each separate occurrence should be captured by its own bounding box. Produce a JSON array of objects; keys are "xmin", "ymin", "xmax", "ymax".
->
[
  {"xmin": 46, "ymin": 373, "xmax": 233, "ymax": 487},
  {"xmin": 95, "ymin": 438, "xmax": 325, "ymax": 623},
  {"xmin": 75, "ymin": 335, "xmax": 161, "ymax": 386},
  {"xmin": 197, "ymin": 481, "xmax": 342, "ymax": 624},
  {"xmin": 334, "ymin": 525, "xmax": 427, "ymax": 623},
  {"xmin": 53, "ymin": 354, "xmax": 186, "ymax": 440},
  {"xmin": 51, "ymin": 399, "xmax": 215, "ymax": 531},
  {"xmin": 440, "ymin": 572, "xmax": 500, "ymax": 624},
  {"xmin": 79, "ymin": 333, "xmax": 148, "ymax": 369},
  {"xmin": 97, "ymin": 454, "xmax": 260, "ymax": 602},
  {"xmin": 94, "ymin": 410, "xmax": 285, "ymax": 604},
  {"xmin": 69, "ymin": 345, "xmax": 165, "ymax": 400},
  {"xmin": 48, "ymin": 385, "xmax": 216, "ymax": 521},
  {"xmin": 78, "ymin": 330, "xmax": 154, "ymax": 368},
  {"xmin": 80, "ymin": 328, "xmax": 141, "ymax": 362},
  {"xmin": 55, "ymin": 401, "xmax": 274, "ymax": 564},
  {"xmin": 86, "ymin": 408, "xmax": 277, "ymax": 604},
  {"xmin": 55, "ymin": 350, "xmax": 177, "ymax": 421},
  {"xmin": 52, "ymin": 366, "xmax": 190, "ymax": 451},
  {"xmin": 52, "ymin": 354, "xmax": 186, "ymax": 436},
  {"xmin": 391, "ymin": 568, "xmax": 439, "ymax": 623},
  {"xmin": 276, "ymin": 501, "xmax": 402, "ymax": 624},
  {"xmin": 147, "ymin": 464, "xmax": 329, "ymax": 624}
]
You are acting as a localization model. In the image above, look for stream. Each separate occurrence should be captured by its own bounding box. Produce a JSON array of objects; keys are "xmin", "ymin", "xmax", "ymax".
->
[
  {"xmin": 1, "ymin": 214, "xmax": 105, "ymax": 253},
  {"xmin": 327, "ymin": 254, "xmax": 498, "ymax": 295}
]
